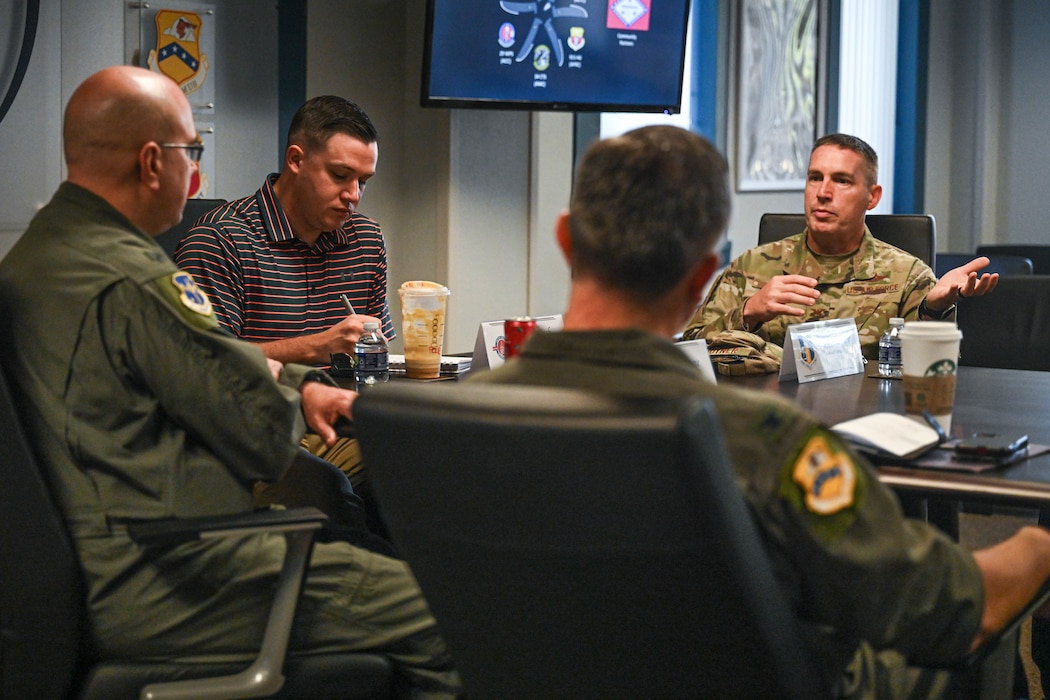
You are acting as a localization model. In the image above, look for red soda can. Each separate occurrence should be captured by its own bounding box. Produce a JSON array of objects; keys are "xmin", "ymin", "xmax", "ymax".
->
[{"xmin": 504, "ymin": 317, "xmax": 538, "ymax": 359}]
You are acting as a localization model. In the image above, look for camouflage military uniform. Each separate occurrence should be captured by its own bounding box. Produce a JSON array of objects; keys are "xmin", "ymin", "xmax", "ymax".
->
[
  {"xmin": 683, "ymin": 229, "xmax": 938, "ymax": 360},
  {"xmin": 470, "ymin": 328, "xmax": 984, "ymax": 699},
  {"xmin": 0, "ymin": 183, "xmax": 460, "ymax": 697}
]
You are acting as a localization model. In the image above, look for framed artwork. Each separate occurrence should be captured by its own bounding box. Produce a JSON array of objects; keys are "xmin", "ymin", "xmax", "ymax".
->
[{"xmin": 736, "ymin": 0, "xmax": 818, "ymax": 192}]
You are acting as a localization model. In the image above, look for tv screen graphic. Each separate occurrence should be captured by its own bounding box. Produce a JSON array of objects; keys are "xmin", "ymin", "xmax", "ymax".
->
[{"xmin": 422, "ymin": 0, "xmax": 691, "ymax": 113}]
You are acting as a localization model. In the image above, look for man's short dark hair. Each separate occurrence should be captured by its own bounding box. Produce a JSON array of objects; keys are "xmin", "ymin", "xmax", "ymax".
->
[
  {"xmin": 568, "ymin": 125, "xmax": 730, "ymax": 301},
  {"xmin": 287, "ymin": 96, "xmax": 378, "ymax": 152},
  {"xmin": 812, "ymin": 133, "xmax": 878, "ymax": 186}
]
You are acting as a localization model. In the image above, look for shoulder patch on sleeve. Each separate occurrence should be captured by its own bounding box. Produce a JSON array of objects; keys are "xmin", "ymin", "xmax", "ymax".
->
[
  {"xmin": 790, "ymin": 431, "xmax": 857, "ymax": 515},
  {"xmin": 150, "ymin": 271, "xmax": 220, "ymax": 332},
  {"xmin": 170, "ymin": 271, "xmax": 214, "ymax": 316}
]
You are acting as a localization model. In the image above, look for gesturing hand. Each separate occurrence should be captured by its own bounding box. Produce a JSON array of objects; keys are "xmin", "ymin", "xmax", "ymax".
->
[
  {"xmin": 743, "ymin": 275, "xmax": 821, "ymax": 328},
  {"xmin": 925, "ymin": 256, "xmax": 999, "ymax": 313}
]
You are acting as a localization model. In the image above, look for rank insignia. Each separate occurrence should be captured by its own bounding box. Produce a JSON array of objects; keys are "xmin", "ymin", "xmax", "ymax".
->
[
  {"xmin": 792, "ymin": 434, "xmax": 856, "ymax": 515},
  {"xmin": 171, "ymin": 272, "xmax": 213, "ymax": 317},
  {"xmin": 148, "ymin": 10, "xmax": 210, "ymax": 95}
]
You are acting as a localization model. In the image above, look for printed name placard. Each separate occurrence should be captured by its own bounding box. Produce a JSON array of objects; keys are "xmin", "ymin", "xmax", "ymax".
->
[
  {"xmin": 674, "ymin": 338, "xmax": 717, "ymax": 384},
  {"xmin": 471, "ymin": 315, "xmax": 564, "ymax": 372},
  {"xmin": 779, "ymin": 318, "xmax": 864, "ymax": 383}
]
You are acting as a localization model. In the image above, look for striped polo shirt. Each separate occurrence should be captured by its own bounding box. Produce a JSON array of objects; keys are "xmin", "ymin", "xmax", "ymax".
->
[{"xmin": 174, "ymin": 174, "xmax": 395, "ymax": 344}]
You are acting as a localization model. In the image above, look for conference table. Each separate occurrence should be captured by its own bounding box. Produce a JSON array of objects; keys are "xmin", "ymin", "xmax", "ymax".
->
[
  {"xmin": 363, "ymin": 360, "xmax": 1050, "ymax": 530},
  {"xmin": 724, "ymin": 366, "xmax": 1050, "ymax": 526}
]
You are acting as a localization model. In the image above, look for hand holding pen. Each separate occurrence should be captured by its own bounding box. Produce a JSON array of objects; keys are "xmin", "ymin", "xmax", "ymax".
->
[
  {"xmin": 329, "ymin": 294, "xmax": 362, "ymax": 373},
  {"xmin": 341, "ymin": 293, "xmax": 386, "ymax": 343},
  {"xmin": 340, "ymin": 294, "xmax": 356, "ymax": 316}
]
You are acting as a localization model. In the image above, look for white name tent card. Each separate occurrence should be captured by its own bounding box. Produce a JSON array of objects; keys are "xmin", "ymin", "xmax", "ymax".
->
[
  {"xmin": 674, "ymin": 338, "xmax": 717, "ymax": 384},
  {"xmin": 779, "ymin": 318, "xmax": 864, "ymax": 383},
  {"xmin": 471, "ymin": 315, "xmax": 564, "ymax": 372}
]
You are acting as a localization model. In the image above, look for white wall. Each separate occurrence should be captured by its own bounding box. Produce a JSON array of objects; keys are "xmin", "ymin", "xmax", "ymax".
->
[
  {"xmin": 998, "ymin": 0, "xmax": 1050, "ymax": 246},
  {"xmin": 306, "ymin": 0, "xmax": 571, "ymax": 354},
  {"xmin": 0, "ymin": 0, "xmax": 280, "ymax": 259},
  {"xmin": 0, "ymin": 0, "xmax": 63, "ymax": 259},
  {"xmin": 924, "ymin": 0, "xmax": 1050, "ymax": 251}
]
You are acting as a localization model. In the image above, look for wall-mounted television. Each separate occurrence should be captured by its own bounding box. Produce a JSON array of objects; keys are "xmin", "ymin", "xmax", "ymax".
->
[{"xmin": 422, "ymin": 0, "xmax": 692, "ymax": 114}]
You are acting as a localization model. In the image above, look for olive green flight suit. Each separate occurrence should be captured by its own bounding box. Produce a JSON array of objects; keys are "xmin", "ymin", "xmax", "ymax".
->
[
  {"xmin": 470, "ymin": 328, "xmax": 984, "ymax": 698},
  {"xmin": 0, "ymin": 183, "xmax": 459, "ymax": 697}
]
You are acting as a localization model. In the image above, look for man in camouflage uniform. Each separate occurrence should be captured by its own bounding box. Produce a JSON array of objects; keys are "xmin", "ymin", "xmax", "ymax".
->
[
  {"xmin": 469, "ymin": 125, "xmax": 1050, "ymax": 698},
  {"xmin": 683, "ymin": 133, "xmax": 998, "ymax": 359}
]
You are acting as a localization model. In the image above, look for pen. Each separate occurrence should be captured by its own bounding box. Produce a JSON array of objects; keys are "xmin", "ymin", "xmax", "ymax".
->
[
  {"xmin": 340, "ymin": 294, "xmax": 356, "ymax": 316},
  {"xmin": 921, "ymin": 409, "xmax": 948, "ymax": 445}
]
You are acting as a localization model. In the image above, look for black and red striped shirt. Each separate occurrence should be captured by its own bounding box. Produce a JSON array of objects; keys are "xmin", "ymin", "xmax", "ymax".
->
[{"xmin": 175, "ymin": 174, "xmax": 395, "ymax": 344}]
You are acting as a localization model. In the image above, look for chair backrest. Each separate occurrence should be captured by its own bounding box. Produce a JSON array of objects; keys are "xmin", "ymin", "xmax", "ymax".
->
[
  {"xmin": 0, "ymin": 365, "xmax": 85, "ymax": 698},
  {"xmin": 155, "ymin": 197, "xmax": 226, "ymax": 258},
  {"xmin": 758, "ymin": 213, "xmax": 936, "ymax": 266},
  {"xmin": 936, "ymin": 252, "xmax": 1033, "ymax": 277},
  {"xmin": 975, "ymin": 244, "xmax": 1050, "ymax": 275},
  {"xmin": 957, "ymin": 275, "xmax": 1050, "ymax": 370},
  {"xmin": 354, "ymin": 382, "xmax": 828, "ymax": 699}
]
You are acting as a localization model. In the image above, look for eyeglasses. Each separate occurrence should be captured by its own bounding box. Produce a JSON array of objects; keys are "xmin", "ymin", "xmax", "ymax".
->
[{"xmin": 158, "ymin": 138, "xmax": 204, "ymax": 163}]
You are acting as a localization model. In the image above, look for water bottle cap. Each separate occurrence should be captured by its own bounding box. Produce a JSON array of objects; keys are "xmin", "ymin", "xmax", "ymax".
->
[
  {"xmin": 890, "ymin": 317, "xmax": 905, "ymax": 325},
  {"xmin": 363, "ymin": 321, "xmax": 379, "ymax": 331}
]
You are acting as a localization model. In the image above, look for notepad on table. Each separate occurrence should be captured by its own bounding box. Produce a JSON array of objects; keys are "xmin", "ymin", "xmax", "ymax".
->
[{"xmin": 832, "ymin": 412, "xmax": 941, "ymax": 460}]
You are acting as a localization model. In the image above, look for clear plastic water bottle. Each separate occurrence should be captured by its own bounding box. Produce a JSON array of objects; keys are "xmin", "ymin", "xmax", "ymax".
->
[
  {"xmin": 878, "ymin": 317, "xmax": 905, "ymax": 378},
  {"xmin": 354, "ymin": 322, "xmax": 389, "ymax": 388}
]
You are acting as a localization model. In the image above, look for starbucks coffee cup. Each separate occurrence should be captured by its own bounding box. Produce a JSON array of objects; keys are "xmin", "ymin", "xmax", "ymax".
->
[{"xmin": 899, "ymin": 321, "xmax": 962, "ymax": 433}]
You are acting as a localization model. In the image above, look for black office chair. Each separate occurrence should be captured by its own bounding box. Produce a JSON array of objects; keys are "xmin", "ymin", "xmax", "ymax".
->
[
  {"xmin": 355, "ymin": 382, "xmax": 1048, "ymax": 699},
  {"xmin": 976, "ymin": 244, "xmax": 1050, "ymax": 275},
  {"xmin": 758, "ymin": 213, "xmax": 937, "ymax": 267},
  {"xmin": 957, "ymin": 275, "xmax": 1050, "ymax": 371},
  {"xmin": 356, "ymin": 382, "xmax": 827, "ymax": 698},
  {"xmin": 155, "ymin": 197, "xmax": 226, "ymax": 258},
  {"xmin": 935, "ymin": 252, "xmax": 1033, "ymax": 277},
  {"xmin": 0, "ymin": 364, "xmax": 394, "ymax": 699}
]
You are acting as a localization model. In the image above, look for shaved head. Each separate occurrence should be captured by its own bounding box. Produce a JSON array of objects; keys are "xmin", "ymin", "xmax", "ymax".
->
[
  {"xmin": 63, "ymin": 66, "xmax": 198, "ymax": 234},
  {"xmin": 65, "ymin": 66, "xmax": 191, "ymax": 181}
]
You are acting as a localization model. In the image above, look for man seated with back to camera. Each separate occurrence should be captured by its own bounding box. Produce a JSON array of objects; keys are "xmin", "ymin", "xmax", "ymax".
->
[
  {"xmin": 174, "ymin": 95, "xmax": 392, "ymax": 531},
  {"xmin": 468, "ymin": 124, "xmax": 1050, "ymax": 698},
  {"xmin": 682, "ymin": 132, "xmax": 998, "ymax": 360},
  {"xmin": 0, "ymin": 65, "xmax": 459, "ymax": 698}
]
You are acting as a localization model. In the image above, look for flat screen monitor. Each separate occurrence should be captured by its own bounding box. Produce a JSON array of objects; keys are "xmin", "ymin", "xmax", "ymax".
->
[{"xmin": 422, "ymin": 0, "xmax": 691, "ymax": 114}]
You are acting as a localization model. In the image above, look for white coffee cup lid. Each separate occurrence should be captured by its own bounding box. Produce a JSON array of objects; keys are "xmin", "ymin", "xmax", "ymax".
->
[{"xmin": 900, "ymin": 320, "xmax": 961, "ymax": 340}]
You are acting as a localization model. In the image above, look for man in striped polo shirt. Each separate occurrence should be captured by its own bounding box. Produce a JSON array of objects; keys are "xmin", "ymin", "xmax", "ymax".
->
[{"xmin": 176, "ymin": 97, "xmax": 391, "ymax": 515}]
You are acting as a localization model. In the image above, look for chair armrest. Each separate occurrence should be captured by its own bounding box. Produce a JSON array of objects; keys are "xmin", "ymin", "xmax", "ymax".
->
[
  {"xmin": 127, "ymin": 506, "xmax": 327, "ymax": 547},
  {"xmin": 964, "ymin": 576, "xmax": 1050, "ymax": 669},
  {"xmin": 928, "ymin": 577, "xmax": 1050, "ymax": 700},
  {"xmin": 126, "ymin": 506, "xmax": 328, "ymax": 700}
]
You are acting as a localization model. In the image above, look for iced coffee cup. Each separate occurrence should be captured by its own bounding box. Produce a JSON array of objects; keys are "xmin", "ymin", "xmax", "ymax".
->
[
  {"xmin": 398, "ymin": 281, "xmax": 450, "ymax": 379},
  {"xmin": 899, "ymin": 321, "xmax": 962, "ymax": 432}
]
